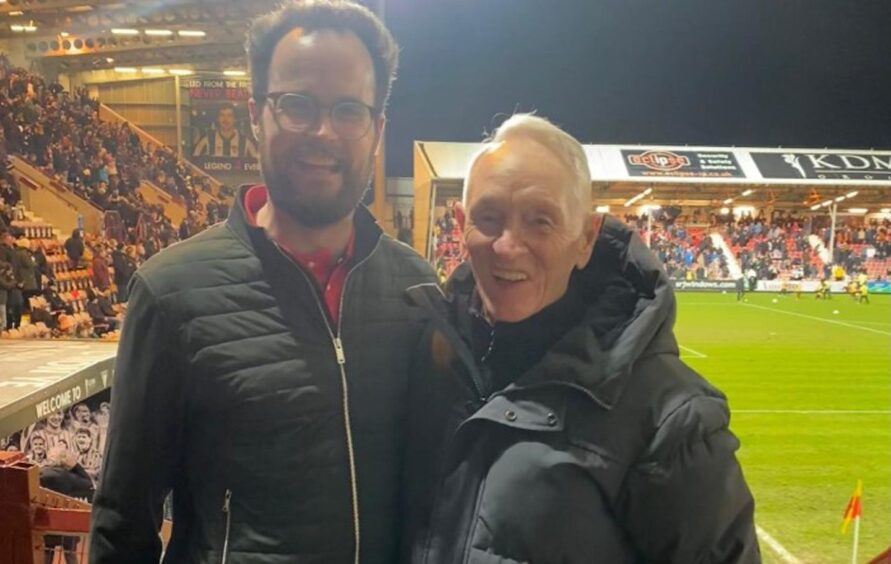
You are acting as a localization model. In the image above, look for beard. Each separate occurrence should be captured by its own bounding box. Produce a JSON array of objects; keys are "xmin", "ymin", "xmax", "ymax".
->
[{"xmin": 260, "ymin": 142, "xmax": 374, "ymax": 228}]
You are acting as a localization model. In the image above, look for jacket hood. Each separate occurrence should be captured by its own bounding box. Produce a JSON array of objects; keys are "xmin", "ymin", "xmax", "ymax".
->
[{"xmin": 409, "ymin": 215, "xmax": 679, "ymax": 409}]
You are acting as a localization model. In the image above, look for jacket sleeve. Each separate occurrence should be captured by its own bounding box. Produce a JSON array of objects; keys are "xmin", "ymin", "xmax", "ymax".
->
[
  {"xmin": 618, "ymin": 394, "xmax": 761, "ymax": 563},
  {"xmin": 89, "ymin": 274, "xmax": 187, "ymax": 563}
]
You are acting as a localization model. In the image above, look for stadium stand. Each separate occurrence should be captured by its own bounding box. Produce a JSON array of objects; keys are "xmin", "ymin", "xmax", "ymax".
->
[{"xmin": 0, "ymin": 57, "xmax": 231, "ymax": 238}]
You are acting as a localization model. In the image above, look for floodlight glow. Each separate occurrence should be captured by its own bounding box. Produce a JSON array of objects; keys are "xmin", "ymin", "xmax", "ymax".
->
[
  {"xmin": 624, "ymin": 187, "xmax": 653, "ymax": 207},
  {"xmin": 595, "ymin": 205, "xmax": 609, "ymax": 213},
  {"xmin": 178, "ymin": 30, "xmax": 206, "ymax": 37},
  {"xmin": 741, "ymin": 189, "xmax": 754, "ymax": 197},
  {"xmin": 111, "ymin": 28, "xmax": 139, "ymax": 35},
  {"xmin": 145, "ymin": 29, "xmax": 173, "ymax": 36},
  {"xmin": 847, "ymin": 208, "xmax": 867, "ymax": 214},
  {"xmin": 223, "ymin": 70, "xmax": 246, "ymax": 77}
]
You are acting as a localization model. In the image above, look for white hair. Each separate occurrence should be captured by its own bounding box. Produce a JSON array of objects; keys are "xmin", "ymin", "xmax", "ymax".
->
[{"xmin": 463, "ymin": 113, "xmax": 592, "ymax": 224}]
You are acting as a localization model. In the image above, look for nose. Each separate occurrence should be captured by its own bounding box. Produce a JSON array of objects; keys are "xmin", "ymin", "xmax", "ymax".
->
[
  {"xmin": 308, "ymin": 110, "xmax": 339, "ymax": 141},
  {"xmin": 492, "ymin": 229, "xmax": 527, "ymax": 260}
]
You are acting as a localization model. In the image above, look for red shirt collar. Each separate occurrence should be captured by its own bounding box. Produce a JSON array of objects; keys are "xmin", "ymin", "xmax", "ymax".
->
[{"xmin": 242, "ymin": 184, "xmax": 355, "ymax": 269}]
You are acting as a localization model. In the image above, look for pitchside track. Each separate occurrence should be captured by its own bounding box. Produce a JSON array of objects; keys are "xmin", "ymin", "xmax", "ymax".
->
[{"xmin": 674, "ymin": 292, "xmax": 891, "ymax": 563}]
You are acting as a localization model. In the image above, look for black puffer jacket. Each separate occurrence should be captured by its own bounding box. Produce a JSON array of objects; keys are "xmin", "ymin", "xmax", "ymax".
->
[
  {"xmin": 90, "ymin": 187, "xmax": 436, "ymax": 564},
  {"xmin": 404, "ymin": 216, "xmax": 760, "ymax": 564}
]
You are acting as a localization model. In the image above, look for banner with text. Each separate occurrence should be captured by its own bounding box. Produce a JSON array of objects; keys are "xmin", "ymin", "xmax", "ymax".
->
[
  {"xmin": 622, "ymin": 149, "xmax": 744, "ymax": 178},
  {"xmin": 187, "ymin": 78, "xmax": 260, "ymax": 175}
]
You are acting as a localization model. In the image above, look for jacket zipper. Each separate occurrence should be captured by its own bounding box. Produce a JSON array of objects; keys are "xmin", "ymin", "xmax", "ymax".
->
[
  {"xmin": 221, "ymin": 489, "xmax": 232, "ymax": 564},
  {"xmin": 275, "ymin": 237, "xmax": 381, "ymax": 564}
]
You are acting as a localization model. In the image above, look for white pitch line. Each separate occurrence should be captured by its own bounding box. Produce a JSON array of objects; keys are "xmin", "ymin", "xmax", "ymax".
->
[
  {"xmin": 741, "ymin": 303, "xmax": 891, "ymax": 336},
  {"xmin": 756, "ymin": 525, "xmax": 802, "ymax": 564},
  {"xmin": 736, "ymin": 409, "xmax": 891, "ymax": 415},
  {"xmin": 678, "ymin": 345, "xmax": 708, "ymax": 358}
]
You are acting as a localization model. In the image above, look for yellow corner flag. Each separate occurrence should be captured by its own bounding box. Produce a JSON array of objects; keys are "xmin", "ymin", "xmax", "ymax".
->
[{"xmin": 841, "ymin": 479, "xmax": 863, "ymax": 534}]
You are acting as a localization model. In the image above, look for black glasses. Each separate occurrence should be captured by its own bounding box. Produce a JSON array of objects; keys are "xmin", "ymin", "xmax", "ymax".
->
[{"xmin": 261, "ymin": 92, "xmax": 379, "ymax": 140}]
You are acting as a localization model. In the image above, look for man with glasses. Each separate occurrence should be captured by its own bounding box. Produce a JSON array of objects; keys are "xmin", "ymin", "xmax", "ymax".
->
[{"xmin": 89, "ymin": 2, "xmax": 436, "ymax": 562}]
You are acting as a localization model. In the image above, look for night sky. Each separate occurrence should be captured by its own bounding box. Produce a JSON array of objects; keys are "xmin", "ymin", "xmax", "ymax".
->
[{"xmin": 382, "ymin": 0, "xmax": 891, "ymax": 176}]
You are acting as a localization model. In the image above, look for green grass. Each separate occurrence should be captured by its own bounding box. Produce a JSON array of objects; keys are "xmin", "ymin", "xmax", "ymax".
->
[{"xmin": 674, "ymin": 292, "xmax": 891, "ymax": 564}]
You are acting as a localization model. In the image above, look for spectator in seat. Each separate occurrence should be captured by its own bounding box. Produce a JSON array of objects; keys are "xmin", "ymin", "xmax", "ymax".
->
[
  {"xmin": 111, "ymin": 242, "xmax": 136, "ymax": 301},
  {"xmin": 64, "ymin": 228, "xmax": 84, "ymax": 268},
  {"xmin": 91, "ymin": 246, "xmax": 111, "ymax": 292},
  {"xmin": 85, "ymin": 288, "xmax": 118, "ymax": 334},
  {"xmin": 1, "ymin": 230, "xmax": 23, "ymax": 329},
  {"xmin": 0, "ymin": 258, "xmax": 15, "ymax": 331},
  {"xmin": 14, "ymin": 236, "xmax": 39, "ymax": 301}
]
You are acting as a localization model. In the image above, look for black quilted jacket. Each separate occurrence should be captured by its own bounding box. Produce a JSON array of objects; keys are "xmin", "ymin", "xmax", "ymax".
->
[
  {"xmin": 403, "ymin": 217, "xmax": 760, "ymax": 564},
  {"xmin": 90, "ymin": 187, "xmax": 436, "ymax": 564}
]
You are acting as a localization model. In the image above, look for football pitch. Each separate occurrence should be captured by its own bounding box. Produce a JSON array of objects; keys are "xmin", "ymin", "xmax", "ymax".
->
[{"xmin": 674, "ymin": 291, "xmax": 891, "ymax": 564}]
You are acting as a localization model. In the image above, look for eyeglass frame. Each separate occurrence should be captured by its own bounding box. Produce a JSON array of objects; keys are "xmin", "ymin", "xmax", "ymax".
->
[{"xmin": 256, "ymin": 91, "xmax": 382, "ymax": 140}]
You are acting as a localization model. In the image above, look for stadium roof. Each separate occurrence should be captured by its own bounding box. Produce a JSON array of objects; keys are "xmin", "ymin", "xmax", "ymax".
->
[
  {"xmin": 416, "ymin": 141, "xmax": 891, "ymax": 210},
  {"xmin": 0, "ymin": 0, "xmax": 291, "ymax": 73}
]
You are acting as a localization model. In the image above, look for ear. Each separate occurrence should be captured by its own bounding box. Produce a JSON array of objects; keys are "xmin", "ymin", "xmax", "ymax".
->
[
  {"xmin": 575, "ymin": 213, "xmax": 602, "ymax": 270},
  {"xmin": 247, "ymin": 98, "xmax": 261, "ymax": 141}
]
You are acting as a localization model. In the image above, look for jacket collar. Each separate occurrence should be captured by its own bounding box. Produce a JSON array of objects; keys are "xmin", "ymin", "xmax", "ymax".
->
[{"xmin": 225, "ymin": 184, "xmax": 383, "ymax": 267}]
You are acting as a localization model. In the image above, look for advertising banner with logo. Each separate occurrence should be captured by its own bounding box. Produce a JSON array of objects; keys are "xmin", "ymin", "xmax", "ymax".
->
[
  {"xmin": 755, "ymin": 280, "xmax": 849, "ymax": 293},
  {"xmin": 672, "ymin": 280, "xmax": 738, "ymax": 292},
  {"xmin": 622, "ymin": 149, "xmax": 745, "ymax": 179},
  {"xmin": 187, "ymin": 78, "xmax": 260, "ymax": 175},
  {"xmin": 750, "ymin": 151, "xmax": 891, "ymax": 181},
  {"xmin": 868, "ymin": 281, "xmax": 891, "ymax": 294}
]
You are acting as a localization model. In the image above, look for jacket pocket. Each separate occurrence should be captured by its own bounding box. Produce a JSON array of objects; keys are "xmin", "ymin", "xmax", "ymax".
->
[{"xmin": 220, "ymin": 489, "xmax": 232, "ymax": 564}]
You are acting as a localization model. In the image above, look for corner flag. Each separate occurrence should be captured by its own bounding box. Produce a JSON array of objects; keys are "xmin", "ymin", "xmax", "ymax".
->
[{"xmin": 842, "ymin": 480, "xmax": 863, "ymax": 534}]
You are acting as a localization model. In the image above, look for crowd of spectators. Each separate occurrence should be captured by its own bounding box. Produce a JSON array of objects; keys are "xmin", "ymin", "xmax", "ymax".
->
[
  {"xmin": 723, "ymin": 214, "xmax": 818, "ymax": 281},
  {"xmin": 0, "ymin": 54, "xmax": 231, "ymax": 237},
  {"xmin": 431, "ymin": 205, "xmax": 462, "ymax": 282},
  {"xmin": 647, "ymin": 222, "xmax": 731, "ymax": 280}
]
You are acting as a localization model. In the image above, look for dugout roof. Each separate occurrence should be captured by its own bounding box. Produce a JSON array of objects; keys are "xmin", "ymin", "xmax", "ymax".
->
[{"xmin": 0, "ymin": 340, "xmax": 117, "ymax": 438}]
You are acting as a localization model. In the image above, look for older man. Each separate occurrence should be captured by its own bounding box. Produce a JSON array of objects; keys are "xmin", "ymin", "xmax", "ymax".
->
[{"xmin": 404, "ymin": 114, "xmax": 760, "ymax": 563}]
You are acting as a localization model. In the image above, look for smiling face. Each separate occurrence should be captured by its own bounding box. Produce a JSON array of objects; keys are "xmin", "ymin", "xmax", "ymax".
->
[
  {"xmin": 73, "ymin": 404, "xmax": 91, "ymax": 424},
  {"xmin": 461, "ymin": 136, "xmax": 596, "ymax": 323},
  {"xmin": 249, "ymin": 28, "xmax": 383, "ymax": 228},
  {"xmin": 46, "ymin": 410, "xmax": 63, "ymax": 429},
  {"xmin": 30, "ymin": 436, "xmax": 46, "ymax": 456},
  {"xmin": 75, "ymin": 430, "xmax": 92, "ymax": 452}
]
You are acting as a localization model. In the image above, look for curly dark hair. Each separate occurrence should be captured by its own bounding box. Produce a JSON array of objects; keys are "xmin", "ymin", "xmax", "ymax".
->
[{"xmin": 246, "ymin": 0, "xmax": 398, "ymax": 110}]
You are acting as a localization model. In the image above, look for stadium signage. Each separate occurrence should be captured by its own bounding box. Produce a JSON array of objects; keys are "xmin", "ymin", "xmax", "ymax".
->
[
  {"xmin": 34, "ymin": 385, "xmax": 83, "ymax": 418},
  {"xmin": 622, "ymin": 149, "xmax": 744, "ymax": 178},
  {"xmin": 751, "ymin": 151, "xmax": 891, "ymax": 181},
  {"xmin": 672, "ymin": 280, "xmax": 737, "ymax": 292}
]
